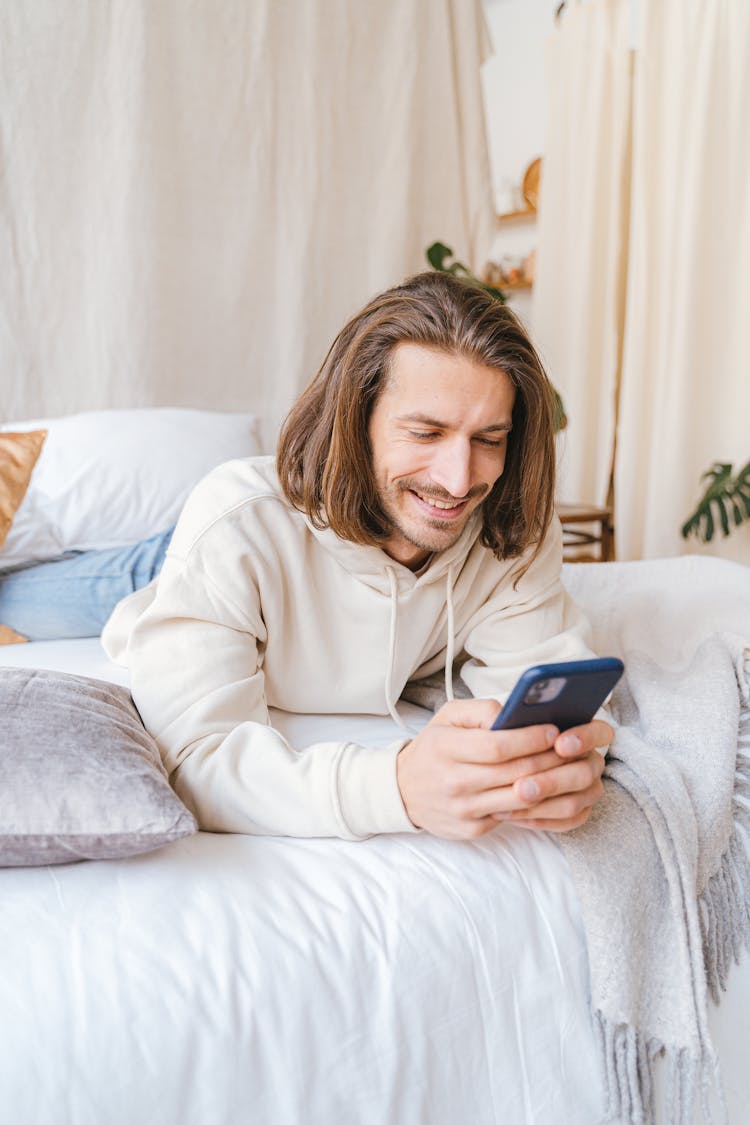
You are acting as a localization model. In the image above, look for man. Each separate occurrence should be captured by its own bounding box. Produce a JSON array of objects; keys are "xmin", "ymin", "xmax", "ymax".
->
[{"xmin": 103, "ymin": 271, "xmax": 612, "ymax": 839}]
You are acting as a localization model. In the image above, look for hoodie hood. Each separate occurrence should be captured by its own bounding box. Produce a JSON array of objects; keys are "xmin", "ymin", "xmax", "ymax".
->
[{"xmin": 302, "ymin": 507, "xmax": 485, "ymax": 593}]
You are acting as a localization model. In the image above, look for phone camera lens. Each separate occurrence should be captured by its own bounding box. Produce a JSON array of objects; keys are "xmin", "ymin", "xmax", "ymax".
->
[{"xmin": 525, "ymin": 679, "xmax": 550, "ymax": 704}]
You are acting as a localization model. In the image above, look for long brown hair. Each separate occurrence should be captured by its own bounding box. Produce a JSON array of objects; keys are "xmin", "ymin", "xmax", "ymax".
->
[{"xmin": 277, "ymin": 271, "xmax": 556, "ymax": 562}]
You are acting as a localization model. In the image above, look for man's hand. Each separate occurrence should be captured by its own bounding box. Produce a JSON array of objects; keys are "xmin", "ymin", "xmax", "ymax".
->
[{"xmin": 396, "ymin": 698, "xmax": 611, "ymax": 840}]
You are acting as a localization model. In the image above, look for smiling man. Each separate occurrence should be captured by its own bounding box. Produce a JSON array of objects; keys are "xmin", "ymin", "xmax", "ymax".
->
[{"xmin": 103, "ymin": 271, "xmax": 611, "ymax": 840}]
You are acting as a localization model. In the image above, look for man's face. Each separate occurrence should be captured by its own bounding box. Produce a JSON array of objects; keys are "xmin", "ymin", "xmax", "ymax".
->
[{"xmin": 368, "ymin": 342, "xmax": 516, "ymax": 569}]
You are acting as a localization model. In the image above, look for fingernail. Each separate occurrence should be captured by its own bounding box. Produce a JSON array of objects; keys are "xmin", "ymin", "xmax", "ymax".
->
[
  {"xmin": 559, "ymin": 734, "xmax": 581, "ymax": 753},
  {"xmin": 545, "ymin": 726, "xmax": 558, "ymax": 743},
  {"xmin": 519, "ymin": 779, "xmax": 540, "ymax": 801}
]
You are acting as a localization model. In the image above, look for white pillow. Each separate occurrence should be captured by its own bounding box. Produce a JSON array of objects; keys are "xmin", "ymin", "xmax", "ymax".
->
[{"xmin": 0, "ymin": 409, "xmax": 262, "ymax": 568}]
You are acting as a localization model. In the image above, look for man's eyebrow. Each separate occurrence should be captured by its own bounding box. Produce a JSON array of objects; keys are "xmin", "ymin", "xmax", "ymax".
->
[{"xmin": 396, "ymin": 413, "xmax": 513, "ymax": 432}]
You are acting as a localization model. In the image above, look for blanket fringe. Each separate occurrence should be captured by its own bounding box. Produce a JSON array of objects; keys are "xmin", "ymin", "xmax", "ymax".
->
[
  {"xmin": 595, "ymin": 1010, "xmax": 662, "ymax": 1124},
  {"xmin": 699, "ymin": 756, "xmax": 750, "ymax": 1005},
  {"xmin": 594, "ymin": 1013, "xmax": 724, "ymax": 1125}
]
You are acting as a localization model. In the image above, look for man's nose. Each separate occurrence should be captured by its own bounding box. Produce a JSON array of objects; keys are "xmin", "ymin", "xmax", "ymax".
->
[{"xmin": 429, "ymin": 440, "xmax": 473, "ymax": 499}]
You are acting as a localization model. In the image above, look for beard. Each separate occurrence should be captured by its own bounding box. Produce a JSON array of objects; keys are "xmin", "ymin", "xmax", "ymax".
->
[{"xmin": 376, "ymin": 477, "xmax": 489, "ymax": 555}]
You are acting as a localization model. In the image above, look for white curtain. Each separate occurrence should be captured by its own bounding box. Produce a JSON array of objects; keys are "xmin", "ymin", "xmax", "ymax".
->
[
  {"xmin": 616, "ymin": 0, "xmax": 750, "ymax": 561},
  {"xmin": 532, "ymin": 0, "xmax": 632, "ymax": 509},
  {"xmin": 535, "ymin": 0, "xmax": 750, "ymax": 563},
  {"xmin": 0, "ymin": 0, "xmax": 495, "ymax": 450}
]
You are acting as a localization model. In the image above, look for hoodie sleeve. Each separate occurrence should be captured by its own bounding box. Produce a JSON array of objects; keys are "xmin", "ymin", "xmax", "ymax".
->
[
  {"xmin": 114, "ymin": 544, "xmax": 417, "ymax": 841},
  {"xmin": 460, "ymin": 518, "xmax": 605, "ymax": 707}
]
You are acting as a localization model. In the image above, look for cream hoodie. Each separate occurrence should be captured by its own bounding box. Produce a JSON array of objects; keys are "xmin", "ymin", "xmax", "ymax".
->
[{"xmin": 102, "ymin": 456, "xmax": 595, "ymax": 839}]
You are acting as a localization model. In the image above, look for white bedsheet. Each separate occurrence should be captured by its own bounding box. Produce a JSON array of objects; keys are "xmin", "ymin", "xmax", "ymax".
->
[
  {"xmin": 1, "ymin": 636, "xmax": 749, "ymax": 1125},
  {"xmin": 0, "ymin": 818, "xmax": 603, "ymax": 1124}
]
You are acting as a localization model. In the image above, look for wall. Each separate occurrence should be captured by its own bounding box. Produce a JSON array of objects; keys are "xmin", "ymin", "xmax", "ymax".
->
[
  {"xmin": 480, "ymin": 0, "xmax": 641, "ymax": 330},
  {"xmin": 480, "ymin": 0, "xmax": 560, "ymax": 329}
]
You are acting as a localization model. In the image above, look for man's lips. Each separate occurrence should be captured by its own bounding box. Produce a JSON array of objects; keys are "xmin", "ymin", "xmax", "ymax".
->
[{"xmin": 409, "ymin": 488, "xmax": 470, "ymax": 521}]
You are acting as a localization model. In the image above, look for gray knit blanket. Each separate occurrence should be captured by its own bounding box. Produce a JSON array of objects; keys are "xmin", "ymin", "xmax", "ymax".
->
[
  {"xmin": 561, "ymin": 557, "xmax": 750, "ymax": 1124},
  {"xmin": 402, "ymin": 555, "xmax": 750, "ymax": 1124}
]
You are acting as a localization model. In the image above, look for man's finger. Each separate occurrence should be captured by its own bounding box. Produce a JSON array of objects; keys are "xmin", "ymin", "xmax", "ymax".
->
[
  {"xmin": 431, "ymin": 722, "xmax": 560, "ymax": 766},
  {"xmin": 442, "ymin": 750, "xmax": 563, "ymax": 801},
  {"xmin": 510, "ymin": 753, "xmax": 604, "ymax": 808},
  {"xmin": 554, "ymin": 719, "xmax": 614, "ymax": 758},
  {"xmin": 506, "ymin": 776, "xmax": 603, "ymax": 822},
  {"xmin": 472, "ymin": 752, "xmax": 603, "ymax": 817}
]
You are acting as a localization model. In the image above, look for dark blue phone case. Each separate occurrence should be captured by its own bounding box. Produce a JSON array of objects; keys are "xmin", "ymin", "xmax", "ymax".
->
[{"xmin": 490, "ymin": 657, "xmax": 624, "ymax": 732}]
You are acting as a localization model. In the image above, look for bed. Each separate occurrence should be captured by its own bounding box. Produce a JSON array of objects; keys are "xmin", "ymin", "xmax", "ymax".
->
[{"xmin": 1, "ymin": 413, "xmax": 749, "ymax": 1125}]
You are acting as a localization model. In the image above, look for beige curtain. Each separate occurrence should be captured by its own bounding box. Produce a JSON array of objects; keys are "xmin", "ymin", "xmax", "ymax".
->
[
  {"xmin": 616, "ymin": 0, "xmax": 750, "ymax": 561},
  {"xmin": 532, "ymin": 0, "xmax": 632, "ymax": 508},
  {"xmin": 0, "ymin": 0, "xmax": 495, "ymax": 450}
]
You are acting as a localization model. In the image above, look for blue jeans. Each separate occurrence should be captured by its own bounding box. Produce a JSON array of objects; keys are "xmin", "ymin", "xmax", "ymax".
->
[{"xmin": 0, "ymin": 527, "xmax": 174, "ymax": 641}]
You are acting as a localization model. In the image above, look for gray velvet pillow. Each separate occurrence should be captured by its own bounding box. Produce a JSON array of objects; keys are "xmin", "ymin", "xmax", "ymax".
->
[{"xmin": 0, "ymin": 668, "xmax": 197, "ymax": 865}]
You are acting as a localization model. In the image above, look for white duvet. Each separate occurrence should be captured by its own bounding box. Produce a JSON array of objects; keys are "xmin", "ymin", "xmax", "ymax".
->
[{"xmin": 1, "ymin": 602, "xmax": 749, "ymax": 1124}]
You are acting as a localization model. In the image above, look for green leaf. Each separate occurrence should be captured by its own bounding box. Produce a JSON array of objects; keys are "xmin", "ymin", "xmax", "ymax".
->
[
  {"xmin": 426, "ymin": 242, "xmax": 453, "ymax": 271},
  {"xmin": 426, "ymin": 242, "xmax": 472, "ymax": 276},
  {"xmin": 425, "ymin": 242, "xmax": 477, "ymax": 281},
  {"xmin": 552, "ymin": 390, "xmax": 567, "ymax": 432},
  {"xmin": 682, "ymin": 459, "xmax": 750, "ymax": 542},
  {"xmin": 681, "ymin": 513, "xmax": 700, "ymax": 539},
  {"xmin": 730, "ymin": 495, "xmax": 744, "ymax": 526},
  {"xmin": 716, "ymin": 494, "xmax": 730, "ymax": 536}
]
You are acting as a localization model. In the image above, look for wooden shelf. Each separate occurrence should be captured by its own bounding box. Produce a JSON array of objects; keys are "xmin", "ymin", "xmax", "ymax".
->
[
  {"xmin": 482, "ymin": 275, "xmax": 533, "ymax": 292},
  {"xmin": 496, "ymin": 208, "xmax": 537, "ymax": 224}
]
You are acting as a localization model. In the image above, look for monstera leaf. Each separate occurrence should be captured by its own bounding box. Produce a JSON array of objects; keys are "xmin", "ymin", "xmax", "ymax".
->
[{"xmin": 682, "ymin": 460, "xmax": 750, "ymax": 542}]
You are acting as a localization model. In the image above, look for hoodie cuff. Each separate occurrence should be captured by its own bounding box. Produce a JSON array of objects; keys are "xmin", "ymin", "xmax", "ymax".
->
[
  {"xmin": 335, "ymin": 737, "xmax": 421, "ymax": 838},
  {"xmin": 593, "ymin": 706, "xmax": 616, "ymax": 755}
]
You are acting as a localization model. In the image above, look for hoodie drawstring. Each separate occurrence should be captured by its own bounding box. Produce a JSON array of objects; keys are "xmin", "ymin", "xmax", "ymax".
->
[
  {"xmin": 444, "ymin": 564, "xmax": 456, "ymax": 704},
  {"xmin": 384, "ymin": 566, "xmax": 408, "ymax": 730},
  {"xmin": 385, "ymin": 563, "xmax": 458, "ymax": 731}
]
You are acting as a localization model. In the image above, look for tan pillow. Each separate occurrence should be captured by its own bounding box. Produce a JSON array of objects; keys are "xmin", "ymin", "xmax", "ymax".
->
[
  {"xmin": 0, "ymin": 430, "xmax": 47, "ymax": 645},
  {"xmin": 0, "ymin": 430, "xmax": 47, "ymax": 550},
  {"xmin": 0, "ymin": 625, "xmax": 28, "ymax": 645}
]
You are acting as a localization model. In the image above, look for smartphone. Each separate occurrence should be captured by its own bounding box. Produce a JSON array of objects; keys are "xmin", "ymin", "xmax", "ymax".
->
[{"xmin": 490, "ymin": 657, "xmax": 623, "ymax": 732}]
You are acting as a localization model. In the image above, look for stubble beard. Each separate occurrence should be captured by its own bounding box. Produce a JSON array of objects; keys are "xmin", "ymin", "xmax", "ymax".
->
[{"xmin": 379, "ymin": 479, "xmax": 488, "ymax": 555}]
